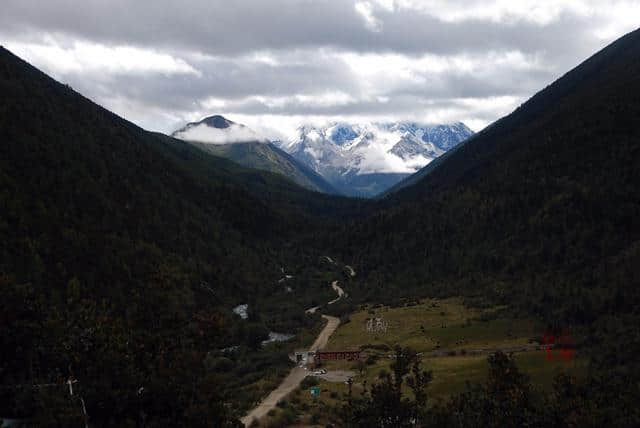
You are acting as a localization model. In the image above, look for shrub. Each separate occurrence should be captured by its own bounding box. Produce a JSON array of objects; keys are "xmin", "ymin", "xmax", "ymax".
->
[
  {"xmin": 366, "ymin": 354, "xmax": 379, "ymax": 365},
  {"xmin": 360, "ymin": 343, "xmax": 390, "ymax": 352},
  {"xmin": 301, "ymin": 376, "xmax": 319, "ymax": 388}
]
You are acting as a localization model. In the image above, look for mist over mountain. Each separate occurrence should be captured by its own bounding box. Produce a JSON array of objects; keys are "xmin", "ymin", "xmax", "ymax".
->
[
  {"xmin": 173, "ymin": 116, "xmax": 473, "ymax": 197},
  {"xmin": 172, "ymin": 115, "xmax": 266, "ymax": 144},
  {"xmin": 277, "ymin": 121, "xmax": 474, "ymax": 197},
  {"xmin": 172, "ymin": 115, "xmax": 337, "ymax": 193}
]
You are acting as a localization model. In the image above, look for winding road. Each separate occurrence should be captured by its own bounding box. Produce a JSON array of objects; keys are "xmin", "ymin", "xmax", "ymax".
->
[
  {"xmin": 305, "ymin": 281, "xmax": 344, "ymax": 314},
  {"xmin": 241, "ymin": 274, "xmax": 347, "ymax": 426}
]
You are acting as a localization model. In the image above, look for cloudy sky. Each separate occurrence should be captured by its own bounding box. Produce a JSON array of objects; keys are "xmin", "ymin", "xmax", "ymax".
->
[{"xmin": 1, "ymin": 0, "xmax": 638, "ymax": 140}]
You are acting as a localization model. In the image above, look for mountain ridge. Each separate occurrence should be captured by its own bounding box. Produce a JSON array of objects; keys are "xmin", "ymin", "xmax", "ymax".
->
[
  {"xmin": 385, "ymin": 29, "xmax": 640, "ymax": 199},
  {"xmin": 0, "ymin": 45, "xmax": 362, "ymax": 425},
  {"xmin": 278, "ymin": 121, "xmax": 473, "ymax": 197},
  {"xmin": 334, "ymin": 28, "xmax": 640, "ymax": 374},
  {"xmin": 172, "ymin": 115, "xmax": 339, "ymax": 194}
]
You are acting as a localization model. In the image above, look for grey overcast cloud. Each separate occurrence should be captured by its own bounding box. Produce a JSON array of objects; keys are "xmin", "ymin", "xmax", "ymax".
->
[{"xmin": 2, "ymin": 0, "xmax": 638, "ymax": 139}]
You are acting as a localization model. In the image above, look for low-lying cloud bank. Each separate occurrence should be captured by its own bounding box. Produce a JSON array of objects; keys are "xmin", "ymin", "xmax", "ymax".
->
[
  {"xmin": 173, "ymin": 122, "xmax": 266, "ymax": 144},
  {"xmin": 2, "ymin": 1, "xmax": 637, "ymax": 134}
]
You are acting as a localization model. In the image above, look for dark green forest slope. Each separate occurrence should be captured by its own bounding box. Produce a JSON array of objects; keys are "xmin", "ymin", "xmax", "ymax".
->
[
  {"xmin": 2, "ymin": 23, "xmax": 640, "ymax": 426},
  {"xmin": 339, "ymin": 28, "xmax": 640, "ymax": 375},
  {"xmin": 0, "ymin": 46, "xmax": 362, "ymax": 425},
  {"xmin": 190, "ymin": 141, "xmax": 338, "ymax": 194},
  {"xmin": 327, "ymin": 28, "xmax": 640, "ymax": 425}
]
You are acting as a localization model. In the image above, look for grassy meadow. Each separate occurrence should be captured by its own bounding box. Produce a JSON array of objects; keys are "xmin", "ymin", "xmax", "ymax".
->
[{"xmin": 257, "ymin": 298, "xmax": 586, "ymax": 426}]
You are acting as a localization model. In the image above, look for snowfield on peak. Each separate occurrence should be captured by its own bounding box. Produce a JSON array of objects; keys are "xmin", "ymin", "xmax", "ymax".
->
[{"xmin": 275, "ymin": 122, "xmax": 473, "ymax": 197}]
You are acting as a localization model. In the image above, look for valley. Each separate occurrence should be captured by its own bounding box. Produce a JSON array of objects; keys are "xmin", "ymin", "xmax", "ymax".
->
[
  {"xmin": 1, "ymin": 12, "xmax": 640, "ymax": 428},
  {"xmin": 243, "ymin": 267, "xmax": 348, "ymax": 426},
  {"xmin": 258, "ymin": 298, "xmax": 586, "ymax": 427}
]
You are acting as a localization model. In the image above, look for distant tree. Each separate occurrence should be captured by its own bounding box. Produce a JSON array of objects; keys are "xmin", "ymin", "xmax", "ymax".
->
[
  {"xmin": 354, "ymin": 360, "xmax": 367, "ymax": 377},
  {"xmin": 437, "ymin": 351, "xmax": 534, "ymax": 427},
  {"xmin": 341, "ymin": 346, "xmax": 432, "ymax": 427}
]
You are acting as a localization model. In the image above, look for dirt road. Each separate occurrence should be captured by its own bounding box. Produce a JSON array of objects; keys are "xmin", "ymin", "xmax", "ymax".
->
[
  {"xmin": 241, "ymin": 315, "xmax": 340, "ymax": 426},
  {"xmin": 327, "ymin": 281, "xmax": 344, "ymax": 305},
  {"xmin": 241, "ymin": 266, "xmax": 349, "ymax": 426},
  {"xmin": 316, "ymin": 370, "xmax": 355, "ymax": 383},
  {"xmin": 310, "ymin": 315, "xmax": 340, "ymax": 351},
  {"xmin": 241, "ymin": 313, "xmax": 340, "ymax": 426},
  {"xmin": 240, "ymin": 367, "xmax": 308, "ymax": 426},
  {"xmin": 345, "ymin": 265, "xmax": 356, "ymax": 277},
  {"xmin": 305, "ymin": 281, "xmax": 345, "ymax": 314}
]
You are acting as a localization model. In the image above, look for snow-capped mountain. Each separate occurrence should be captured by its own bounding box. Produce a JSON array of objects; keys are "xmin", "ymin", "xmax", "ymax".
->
[
  {"xmin": 171, "ymin": 115, "xmax": 337, "ymax": 194},
  {"xmin": 276, "ymin": 122, "xmax": 473, "ymax": 197},
  {"xmin": 172, "ymin": 115, "xmax": 264, "ymax": 144}
]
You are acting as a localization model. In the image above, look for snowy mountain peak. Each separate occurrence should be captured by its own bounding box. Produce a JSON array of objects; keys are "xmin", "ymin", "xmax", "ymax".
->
[
  {"xmin": 172, "ymin": 114, "xmax": 265, "ymax": 144},
  {"xmin": 329, "ymin": 124, "xmax": 359, "ymax": 145},
  {"xmin": 276, "ymin": 121, "xmax": 473, "ymax": 197},
  {"xmin": 199, "ymin": 115, "xmax": 235, "ymax": 129}
]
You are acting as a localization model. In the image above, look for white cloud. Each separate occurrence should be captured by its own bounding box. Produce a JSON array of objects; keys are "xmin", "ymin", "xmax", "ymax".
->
[
  {"xmin": 2, "ymin": 0, "xmax": 637, "ymax": 136},
  {"xmin": 7, "ymin": 38, "xmax": 200, "ymax": 77},
  {"xmin": 394, "ymin": 0, "xmax": 592, "ymax": 24},
  {"xmin": 354, "ymin": 132, "xmax": 415, "ymax": 174},
  {"xmin": 355, "ymin": 1, "xmax": 383, "ymax": 31},
  {"xmin": 173, "ymin": 122, "xmax": 266, "ymax": 144}
]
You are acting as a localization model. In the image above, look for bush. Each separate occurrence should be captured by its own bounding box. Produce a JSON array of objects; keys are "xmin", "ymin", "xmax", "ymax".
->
[
  {"xmin": 360, "ymin": 343, "xmax": 390, "ymax": 352},
  {"xmin": 301, "ymin": 376, "xmax": 319, "ymax": 388},
  {"xmin": 204, "ymin": 355, "xmax": 234, "ymax": 371},
  {"xmin": 366, "ymin": 354, "xmax": 379, "ymax": 365},
  {"xmin": 268, "ymin": 408, "xmax": 297, "ymax": 428}
]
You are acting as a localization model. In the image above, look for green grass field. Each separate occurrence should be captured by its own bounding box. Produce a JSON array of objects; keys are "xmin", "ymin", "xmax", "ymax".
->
[
  {"xmin": 256, "ymin": 298, "xmax": 586, "ymax": 426},
  {"xmin": 328, "ymin": 298, "xmax": 537, "ymax": 352}
]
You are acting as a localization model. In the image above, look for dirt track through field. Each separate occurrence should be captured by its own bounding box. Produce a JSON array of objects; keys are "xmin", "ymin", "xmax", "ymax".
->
[
  {"xmin": 241, "ymin": 274, "xmax": 348, "ymax": 426},
  {"xmin": 239, "ymin": 366, "xmax": 308, "ymax": 426},
  {"xmin": 306, "ymin": 281, "xmax": 345, "ymax": 314},
  {"xmin": 327, "ymin": 281, "xmax": 344, "ymax": 305},
  {"xmin": 240, "ymin": 315, "xmax": 340, "ymax": 426}
]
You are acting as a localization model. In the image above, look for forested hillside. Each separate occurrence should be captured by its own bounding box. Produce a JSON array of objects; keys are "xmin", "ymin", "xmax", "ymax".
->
[
  {"xmin": 190, "ymin": 141, "xmax": 338, "ymax": 194},
  {"xmin": 338, "ymin": 28, "xmax": 640, "ymax": 374},
  {"xmin": 0, "ymin": 46, "xmax": 362, "ymax": 425},
  {"xmin": 2, "ymin": 22, "xmax": 640, "ymax": 427}
]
